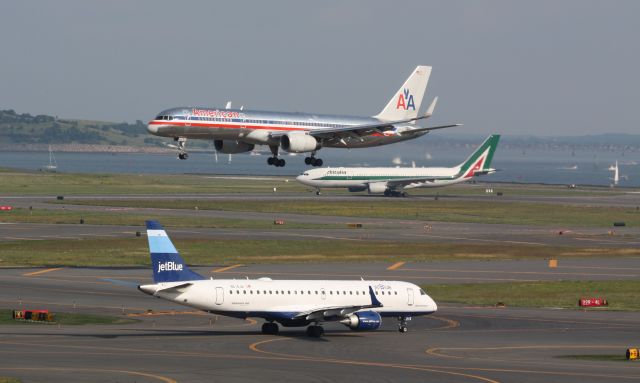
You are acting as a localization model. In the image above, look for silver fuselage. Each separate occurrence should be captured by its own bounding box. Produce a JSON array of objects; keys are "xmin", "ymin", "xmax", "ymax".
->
[{"xmin": 147, "ymin": 107, "xmax": 426, "ymax": 148}]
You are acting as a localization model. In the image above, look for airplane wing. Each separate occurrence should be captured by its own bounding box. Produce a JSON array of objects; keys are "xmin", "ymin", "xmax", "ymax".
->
[
  {"xmin": 292, "ymin": 286, "xmax": 382, "ymax": 321},
  {"xmin": 268, "ymin": 113, "xmax": 460, "ymax": 141}
]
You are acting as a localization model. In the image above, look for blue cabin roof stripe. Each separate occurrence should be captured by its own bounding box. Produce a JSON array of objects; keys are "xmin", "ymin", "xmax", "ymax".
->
[{"xmin": 146, "ymin": 220, "xmax": 164, "ymax": 230}]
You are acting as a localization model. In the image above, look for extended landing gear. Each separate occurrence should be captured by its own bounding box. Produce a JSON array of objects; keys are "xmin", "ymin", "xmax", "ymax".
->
[
  {"xmin": 397, "ymin": 316, "xmax": 410, "ymax": 333},
  {"xmin": 267, "ymin": 156, "xmax": 286, "ymax": 167},
  {"xmin": 315, "ymin": 188, "xmax": 322, "ymax": 196},
  {"xmin": 304, "ymin": 152, "xmax": 323, "ymax": 167},
  {"xmin": 267, "ymin": 145, "xmax": 286, "ymax": 167},
  {"xmin": 262, "ymin": 322, "xmax": 279, "ymax": 335},
  {"xmin": 175, "ymin": 137, "xmax": 188, "ymax": 160},
  {"xmin": 306, "ymin": 325, "xmax": 324, "ymax": 337},
  {"xmin": 384, "ymin": 190, "xmax": 406, "ymax": 198}
]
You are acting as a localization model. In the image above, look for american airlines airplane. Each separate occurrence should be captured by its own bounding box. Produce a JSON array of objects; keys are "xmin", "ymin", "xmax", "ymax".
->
[
  {"xmin": 138, "ymin": 221, "xmax": 437, "ymax": 337},
  {"xmin": 147, "ymin": 66, "xmax": 460, "ymax": 167},
  {"xmin": 297, "ymin": 135, "xmax": 500, "ymax": 196}
]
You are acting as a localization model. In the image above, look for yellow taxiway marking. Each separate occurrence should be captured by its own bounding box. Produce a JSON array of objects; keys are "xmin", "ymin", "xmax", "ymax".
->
[
  {"xmin": 387, "ymin": 261, "xmax": 406, "ymax": 271},
  {"xmin": 22, "ymin": 267, "xmax": 63, "ymax": 277},
  {"xmin": 213, "ymin": 264, "xmax": 244, "ymax": 273},
  {"xmin": 248, "ymin": 338, "xmax": 500, "ymax": 383},
  {"xmin": 0, "ymin": 367, "xmax": 176, "ymax": 383}
]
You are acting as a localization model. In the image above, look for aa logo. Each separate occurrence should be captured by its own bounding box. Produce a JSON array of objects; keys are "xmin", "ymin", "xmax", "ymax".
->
[{"xmin": 396, "ymin": 88, "xmax": 415, "ymax": 111}]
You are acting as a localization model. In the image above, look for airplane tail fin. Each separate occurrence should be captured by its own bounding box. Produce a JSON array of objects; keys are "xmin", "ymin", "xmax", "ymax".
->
[
  {"xmin": 146, "ymin": 220, "xmax": 205, "ymax": 283},
  {"xmin": 456, "ymin": 135, "xmax": 501, "ymax": 179},
  {"xmin": 374, "ymin": 66, "xmax": 432, "ymax": 122}
]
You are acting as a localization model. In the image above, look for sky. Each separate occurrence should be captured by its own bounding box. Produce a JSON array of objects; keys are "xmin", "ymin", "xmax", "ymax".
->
[{"xmin": 1, "ymin": 1, "xmax": 638, "ymax": 136}]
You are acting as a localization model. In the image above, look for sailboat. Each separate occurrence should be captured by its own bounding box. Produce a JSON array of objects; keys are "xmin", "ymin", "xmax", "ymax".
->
[{"xmin": 43, "ymin": 145, "xmax": 57, "ymax": 171}]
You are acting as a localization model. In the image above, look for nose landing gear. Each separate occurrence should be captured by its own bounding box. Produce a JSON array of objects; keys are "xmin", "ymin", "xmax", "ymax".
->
[{"xmin": 175, "ymin": 137, "xmax": 188, "ymax": 160}]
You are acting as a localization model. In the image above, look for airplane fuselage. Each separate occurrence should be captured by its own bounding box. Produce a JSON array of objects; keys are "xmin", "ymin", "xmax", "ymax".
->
[
  {"xmin": 139, "ymin": 278, "xmax": 436, "ymax": 327},
  {"xmin": 148, "ymin": 107, "xmax": 426, "ymax": 149}
]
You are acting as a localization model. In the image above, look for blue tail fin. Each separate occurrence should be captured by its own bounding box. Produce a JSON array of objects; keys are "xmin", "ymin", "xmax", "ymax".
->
[{"xmin": 146, "ymin": 220, "xmax": 205, "ymax": 283}]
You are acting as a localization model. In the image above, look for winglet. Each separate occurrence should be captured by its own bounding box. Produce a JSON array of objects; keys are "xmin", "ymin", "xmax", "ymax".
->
[
  {"xmin": 368, "ymin": 286, "xmax": 383, "ymax": 307},
  {"xmin": 425, "ymin": 96, "xmax": 438, "ymax": 117}
]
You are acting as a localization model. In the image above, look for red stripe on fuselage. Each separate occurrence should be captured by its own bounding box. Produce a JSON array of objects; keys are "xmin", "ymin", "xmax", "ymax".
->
[{"xmin": 148, "ymin": 120, "xmax": 311, "ymax": 132}]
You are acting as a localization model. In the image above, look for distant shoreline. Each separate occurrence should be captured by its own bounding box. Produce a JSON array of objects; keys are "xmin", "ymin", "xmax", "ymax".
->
[{"xmin": 0, "ymin": 144, "xmax": 172, "ymax": 154}]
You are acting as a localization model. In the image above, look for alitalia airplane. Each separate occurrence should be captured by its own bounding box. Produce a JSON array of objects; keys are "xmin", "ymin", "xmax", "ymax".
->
[
  {"xmin": 147, "ymin": 66, "xmax": 460, "ymax": 167},
  {"xmin": 138, "ymin": 221, "xmax": 437, "ymax": 337},
  {"xmin": 296, "ymin": 135, "xmax": 500, "ymax": 196}
]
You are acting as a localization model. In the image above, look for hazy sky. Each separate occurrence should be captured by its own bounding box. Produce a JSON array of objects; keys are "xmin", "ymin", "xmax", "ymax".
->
[{"xmin": 1, "ymin": 1, "xmax": 638, "ymax": 136}]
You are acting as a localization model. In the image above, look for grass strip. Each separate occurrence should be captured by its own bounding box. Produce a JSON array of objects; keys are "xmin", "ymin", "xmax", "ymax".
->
[
  {"xmin": 0, "ymin": 309, "xmax": 137, "ymax": 325},
  {"xmin": 1, "ymin": 237, "xmax": 638, "ymax": 267},
  {"xmin": 423, "ymin": 280, "xmax": 640, "ymax": 310},
  {"xmin": 59, "ymin": 198, "xmax": 640, "ymax": 227}
]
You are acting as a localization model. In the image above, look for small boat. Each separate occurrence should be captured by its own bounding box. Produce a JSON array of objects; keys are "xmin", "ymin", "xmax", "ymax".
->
[{"xmin": 43, "ymin": 145, "xmax": 57, "ymax": 171}]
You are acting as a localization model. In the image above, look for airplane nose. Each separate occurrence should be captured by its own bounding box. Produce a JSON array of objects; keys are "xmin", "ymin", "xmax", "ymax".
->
[
  {"xmin": 147, "ymin": 122, "xmax": 158, "ymax": 134},
  {"xmin": 430, "ymin": 296, "xmax": 438, "ymax": 312}
]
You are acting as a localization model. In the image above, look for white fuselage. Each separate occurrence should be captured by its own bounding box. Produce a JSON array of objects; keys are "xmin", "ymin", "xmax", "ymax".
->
[
  {"xmin": 297, "ymin": 166, "xmax": 465, "ymax": 190},
  {"xmin": 139, "ymin": 279, "xmax": 436, "ymax": 325}
]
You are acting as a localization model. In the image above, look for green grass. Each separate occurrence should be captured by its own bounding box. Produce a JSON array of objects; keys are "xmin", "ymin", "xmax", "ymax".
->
[
  {"xmin": 0, "ymin": 169, "xmax": 630, "ymax": 197},
  {"xmin": 0, "ymin": 378, "xmax": 21, "ymax": 383},
  {"xmin": 60, "ymin": 198, "xmax": 640, "ymax": 227},
  {"xmin": 424, "ymin": 280, "xmax": 640, "ymax": 310},
  {"xmin": 0, "ymin": 310, "xmax": 137, "ymax": 325},
  {"xmin": 1, "ymin": 237, "xmax": 638, "ymax": 267},
  {"xmin": 0, "ymin": 170, "xmax": 307, "ymax": 195},
  {"xmin": 0, "ymin": 207, "xmax": 338, "ymax": 229}
]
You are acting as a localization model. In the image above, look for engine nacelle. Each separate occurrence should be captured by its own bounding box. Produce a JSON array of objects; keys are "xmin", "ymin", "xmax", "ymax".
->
[
  {"xmin": 280, "ymin": 132, "xmax": 320, "ymax": 153},
  {"xmin": 348, "ymin": 186, "xmax": 367, "ymax": 193},
  {"xmin": 367, "ymin": 182, "xmax": 388, "ymax": 194},
  {"xmin": 214, "ymin": 140, "xmax": 255, "ymax": 154},
  {"xmin": 341, "ymin": 311, "xmax": 382, "ymax": 331}
]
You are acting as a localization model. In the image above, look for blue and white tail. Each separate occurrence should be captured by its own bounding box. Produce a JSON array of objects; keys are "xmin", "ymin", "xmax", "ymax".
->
[{"xmin": 146, "ymin": 220, "xmax": 205, "ymax": 283}]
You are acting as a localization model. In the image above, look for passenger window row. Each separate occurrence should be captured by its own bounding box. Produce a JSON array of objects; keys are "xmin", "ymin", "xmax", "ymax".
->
[{"xmin": 228, "ymin": 289, "xmax": 398, "ymax": 296}]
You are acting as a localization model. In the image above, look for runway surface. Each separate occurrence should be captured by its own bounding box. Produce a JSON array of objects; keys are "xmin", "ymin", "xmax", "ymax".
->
[
  {"xmin": 1, "ymin": 265, "xmax": 639, "ymax": 383},
  {"xmin": 1, "ymin": 190, "xmax": 639, "ymax": 381}
]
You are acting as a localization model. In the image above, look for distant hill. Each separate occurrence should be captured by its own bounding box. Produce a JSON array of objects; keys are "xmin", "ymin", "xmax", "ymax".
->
[{"xmin": 0, "ymin": 109, "xmax": 162, "ymax": 147}]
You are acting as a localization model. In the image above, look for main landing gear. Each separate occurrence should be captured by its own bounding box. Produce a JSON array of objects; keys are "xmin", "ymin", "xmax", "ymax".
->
[
  {"xmin": 267, "ymin": 156, "xmax": 286, "ymax": 167},
  {"xmin": 304, "ymin": 152, "xmax": 323, "ymax": 167},
  {"xmin": 384, "ymin": 190, "xmax": 406, "ymax": 198},
  {"xmin": 397, "ymin": 316, "xmax": 410, "ymax": 333},
  {"xmin": 267, "ymin": 145, "xmax": 286, "ymax": 167},
  {"xmin": 175, "ymin": 137, "xmax": 188, "ymax": 160},
  {"xmin": 262, "ymin": 322, "xmax": 279, "ymax": 335},
  {"xmin": 306, "ymin": 325, "xmax": 324, "ymax": 337}
]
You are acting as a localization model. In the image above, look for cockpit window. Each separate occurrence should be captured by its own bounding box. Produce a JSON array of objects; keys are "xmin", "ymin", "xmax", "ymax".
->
[
  {"xmin": 419, "ymin": 288, "xmax": 427, "ymax": 296},
  {"xmin": 302, "ymin": 172, "xmax": 309, "ymax": 176}
]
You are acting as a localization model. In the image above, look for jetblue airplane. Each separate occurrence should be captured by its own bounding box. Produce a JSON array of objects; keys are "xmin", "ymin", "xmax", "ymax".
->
[
  {"xmin": 138, "ymin": 221, "xmax": 437, "ymax": 337},
  {"xmin": 147, "ymin": 66, "xmax": 460, "ymax": 167},
  {"xmin": 297, "ymin": 135, "xmax": 500, "ymax": 196}
]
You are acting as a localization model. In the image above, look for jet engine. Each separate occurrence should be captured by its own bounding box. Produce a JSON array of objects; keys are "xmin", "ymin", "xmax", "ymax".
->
[
  {"xmin": 340, "ymin": 311, "xmax": 382, "ymax": 331},
  {"xmin": 348, "ymin": 186, "xmax": 367, "ymax": 193},
  {"xmin": 367, "ymin": 182, "xmax": 388, "ymax": 194},
  {"xmin": 280, "ymin": 132, "xmax": 320, "ymax": 153},
  {"xmin": 214, "ymin": 140, "xmax": 255, "ymax": 154}
]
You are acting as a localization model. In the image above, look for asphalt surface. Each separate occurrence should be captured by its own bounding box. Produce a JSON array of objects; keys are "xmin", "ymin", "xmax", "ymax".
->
[
  {"xmin": 1, "ymin": 265, "xmax": 639, "ymax": 383},
  {"xmin": 1, "ymin": 191, "xmax": 639, "ymax": 382}
]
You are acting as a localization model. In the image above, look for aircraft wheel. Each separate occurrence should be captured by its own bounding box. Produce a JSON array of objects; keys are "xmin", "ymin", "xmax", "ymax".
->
[
  {"xmin": 306, "ymin": 325, "xmax": 324, "ymax": 337},
  {"xmin": 383, "ymin": 190, "xmax": 390, "ymax": 197},
  {"xmin": 262, "ymin": 322, "xmax": 279, "ymax": 335},
  {"xmin": 267, "ymin": 157, "xmax": 275, "ymax": 165},
  {"xmin": 304, "ymin": 157, "xmax": 312, "ymax": 165},
  {"xmin": 398, "ymin": 326, "xmax": 408, "ymax": 333},
  {"xmin": 313, "ymin": 158, "xmax": 323, "ymax": 167},
  {"xmin": 277, "ymin": 158, "xmax": 286, "ymax": 167}
]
